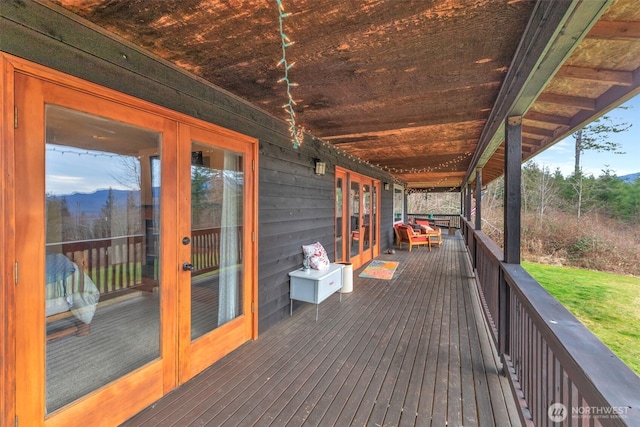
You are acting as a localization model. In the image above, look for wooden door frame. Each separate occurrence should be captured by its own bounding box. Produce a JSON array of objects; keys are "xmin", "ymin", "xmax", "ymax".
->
[
  {"xmin": 13, "ymin": 66, "xmax": 173, "ymax": 427},
  {"xmin": 372, "ymin": 180, "xmax": 381, "ymax": 259},
  {"xmin": 1, "ymin": 53, "xmax": 17, "ymax": 427},
  {"xmin": 177, "ymin": 123, "xmax": 258, "ymax": 382},
  {"xmin": 3, "ymin": 54, "xmax": 258, "ymax": 427},
  {"xmin": 335, "ymin": 167, "xmax": 380, "ymax": 269}
]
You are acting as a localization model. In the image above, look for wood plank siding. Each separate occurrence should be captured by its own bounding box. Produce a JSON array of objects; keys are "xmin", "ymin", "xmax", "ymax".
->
[
  {"xmin": 0, "ymin": 2, "xmax": 396, "ymax": 334},
  {"xmin": 122, "ymin": 233, "xmax": 521, "ymax": 427}
]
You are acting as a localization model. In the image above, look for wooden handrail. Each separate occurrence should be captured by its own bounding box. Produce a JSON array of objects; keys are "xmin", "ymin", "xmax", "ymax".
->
[
  {"xmin": 47, "ymin": 235, "xmax": 145, "ymax": 296},
  {"xmin": 46, "ymin": 226, "xmax": 243, "ymax": 296},
  {"xmin": 461, "ymin": 217, "xmax": 640, "ymax": 426},
  {"xmin": 191, "ymin": 226, "xmax": 243, "ymax": 276},
  {"xmin": 408, "ymin": 213, "xmax": 461, "ymax": 229}
]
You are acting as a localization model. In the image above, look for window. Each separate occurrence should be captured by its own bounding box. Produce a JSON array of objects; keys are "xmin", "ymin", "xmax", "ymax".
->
[{"xmin": 393, "ymin": 185, "xmax": 404, "ymax": 223}]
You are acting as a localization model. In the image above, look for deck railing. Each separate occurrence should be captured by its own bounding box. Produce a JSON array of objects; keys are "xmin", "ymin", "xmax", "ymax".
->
[
  {"xmin": 461, "ymin": 218, "xmax": 640, "ymax": 427},
  {"xmin": 46, "ymin": 226, "xmax": 242, "ymax": 297},
  {"xmin": 408, "ymin": 213, "xmax": 461, "ymax": 229},
  {"xmin": 191, "ymin": 226, "xmax": 243, "ymax": 276},
  {"xmin": 47, "ymin": 235, "xmax": 146, "ymax": 296}
]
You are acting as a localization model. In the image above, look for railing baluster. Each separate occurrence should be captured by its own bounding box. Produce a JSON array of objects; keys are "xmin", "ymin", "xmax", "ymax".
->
[{"xmin": 462, "ymin": 216, "xmax": 640, "ymax": 426}]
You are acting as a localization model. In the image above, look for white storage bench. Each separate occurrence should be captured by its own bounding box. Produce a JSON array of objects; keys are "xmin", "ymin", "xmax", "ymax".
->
[{"xmin": 289, "ymin": 263, "xmax": 343, "ymax": 321}]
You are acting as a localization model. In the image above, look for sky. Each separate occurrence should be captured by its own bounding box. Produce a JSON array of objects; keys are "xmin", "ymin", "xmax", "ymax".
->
[
  {"xmin": 47, "ymin": 149, "xmax": 135, "ymax": 195},
  {"xmin": 47, "ymin": 94, "xmax": 640, "ymax": 195},
  {"xmin": 530, "ymin": 94, "xmax": 640, "ymax": 178}
]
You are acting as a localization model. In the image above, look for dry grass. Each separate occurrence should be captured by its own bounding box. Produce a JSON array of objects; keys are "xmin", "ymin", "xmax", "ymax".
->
[{"xmin": 482, "ymin": 207, "xmax": 640, "ymax": 277}]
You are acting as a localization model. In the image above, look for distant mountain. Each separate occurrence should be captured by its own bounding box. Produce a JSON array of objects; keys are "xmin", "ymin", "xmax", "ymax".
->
[
  {"xmin": 620, "ymin": 172, "xmax": 640, "ymax": 183},
  {"xmin": 52, "ymin": 189, "xmax": 140, "ymax": 216}
]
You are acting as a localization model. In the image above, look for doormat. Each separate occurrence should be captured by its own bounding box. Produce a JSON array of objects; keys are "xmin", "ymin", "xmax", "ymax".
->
[{"xmin": 359, "ymin": 260, "xmax": 399, "ymax": 280}]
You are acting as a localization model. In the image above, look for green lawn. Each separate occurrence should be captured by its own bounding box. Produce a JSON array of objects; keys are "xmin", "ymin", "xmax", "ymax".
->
[{"xmin": 522, "ymin": 262, "xmax": 640, "ymax": 376}]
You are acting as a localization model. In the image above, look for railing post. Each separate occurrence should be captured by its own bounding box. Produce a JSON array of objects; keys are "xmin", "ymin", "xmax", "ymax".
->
[
  {"xmin": 465, "ymin": 182, "xmax": 472, "ymax": 222},
  {"xmin": 475, "ymin": 168, "xmax": 482, "ymax": 231},
  {"xmin": 498, "ymin": 266, "xmax": 510, "ymax": 357}
]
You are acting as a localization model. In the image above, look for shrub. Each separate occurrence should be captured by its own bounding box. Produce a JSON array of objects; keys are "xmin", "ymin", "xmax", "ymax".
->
[{"xmin": 484, "ymin": 205, "xmax": 640, "ymax": 276}]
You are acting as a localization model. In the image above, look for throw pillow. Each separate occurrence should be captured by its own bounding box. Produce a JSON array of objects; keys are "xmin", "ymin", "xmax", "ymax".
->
[{"xmin": 302, "ymin": 242, "xmax": 330, "ymax": 271}]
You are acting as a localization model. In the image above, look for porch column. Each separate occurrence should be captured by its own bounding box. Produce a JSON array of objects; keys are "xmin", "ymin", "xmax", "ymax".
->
[
  {"xmin": 475, "ymin": 168, "xmax": 482, "ymax": 231},
  {"xmin": 504, "ymin": 116, "xmax": 521, "ymax": 264}
]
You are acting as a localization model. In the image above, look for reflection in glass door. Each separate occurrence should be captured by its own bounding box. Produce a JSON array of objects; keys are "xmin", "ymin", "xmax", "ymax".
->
[
  {"xmin": 335, "ymin": 174, "xmax": 344, "ymax": 261},
  {"xmin": 362, "ymin": 183, "xmax": 371, "ymax": 253},
  {"xmin": 44, "ymin": 105, "xmax": 161, "ymax": 412},
  {"xmin": 189, "ymin": 142, "xmax": 243, "ymax": 341},
  {"xmin": 372, "ymin": 182, "xmax": 378, "ymax": 251},
  {"xmin": 350, "ymin": 180, "xmax": 360, "ymax": 259}
]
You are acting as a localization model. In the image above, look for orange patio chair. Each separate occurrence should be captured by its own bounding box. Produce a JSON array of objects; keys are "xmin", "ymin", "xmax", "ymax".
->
[
  {"xmin": 416, "ymin": 222, "xmax": 442, "ymax": 249},
  {"xmin": 394, "ymin": 224, "xmax": 431, "ymax": 252}
]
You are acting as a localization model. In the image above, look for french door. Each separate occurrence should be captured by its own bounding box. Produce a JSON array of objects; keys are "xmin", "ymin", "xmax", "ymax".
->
[
  {"xmin": 177, "ymin": 125, "xmax": 255, "ymax": 381},
  {"xmin": 335, "ymin": 168, "xmax": 380, "ymax": 269},
  {"xmin": 13, "ymin": 67, "xmax": 256, "ymax": 426}
]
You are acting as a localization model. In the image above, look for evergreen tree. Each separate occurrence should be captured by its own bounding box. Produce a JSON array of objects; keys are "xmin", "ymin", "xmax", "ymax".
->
[
  {"xmin": 615, "ymin": 178, "xmax": 640, "ymax": 224},
  {"xmin": 571, "ymin": 112, "xmax": 631, "ymax": 219},
  {"xmin": 46, "ymin": 195, "xmax": 71, "ymax": 243},
  {"xmin": 573, "ymin": 114, "xmax": 631, "ymax": 176},
  {"xmin": 93, "ymin": 188, "xmax": 116, "ymax": 238}
]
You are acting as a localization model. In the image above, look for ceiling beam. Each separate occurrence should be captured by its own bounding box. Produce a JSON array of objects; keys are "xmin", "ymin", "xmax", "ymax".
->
[
  {"xmin": 522, "ymin": 125, "xmax": 557, "ymax": 138},
  {"xmin": 524, "ymin": 111, "xmax": 571, "ymax": 126},
  {"xmin": 555, "ymin": 65, "xmax": 634, "ymax": 86},
  {"xmin": 545, "ymin": 67, "xmax": 640, "ymax": 153},
  {"xmin": 464, "ymin": 0, "xmax": 613, "ymax": 185},
  {"xmin": 587, "ymin": 20, "xmax": 640, "ymax": 41},
  {"xmin": 536, "ymin": 93, "xmax": 596, "ymax": 110},
  {"xmin": 523, "ymin": 136, "xmax": 542, "ymax": 146}
]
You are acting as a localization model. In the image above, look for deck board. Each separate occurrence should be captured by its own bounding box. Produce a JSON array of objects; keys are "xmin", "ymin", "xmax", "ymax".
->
[{"xmin": 122, "ymin": 233, "xmax": 522, "ymax": 427}]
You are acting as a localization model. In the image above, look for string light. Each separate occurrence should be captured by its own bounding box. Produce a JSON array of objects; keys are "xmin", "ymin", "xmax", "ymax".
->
[
  {"xmin": 316, "ymin": 136, "xmax": 469, "ymax": 192},
  {"xmin": 276, "ymin": 0, "xmax": 303, "ymax": 149},
  {"xmin": 378, "ymin": 152, "xmax": 472, "ymax": 174},
  {"xmin": 46, "ymin": 146, "xmax": 138, "ymax": 159},
  {"xmin": 311, "ymin": 135, "xmax": 465, "ymax": 192}
]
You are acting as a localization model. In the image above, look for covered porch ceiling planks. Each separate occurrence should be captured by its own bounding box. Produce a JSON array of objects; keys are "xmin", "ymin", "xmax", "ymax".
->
[
  {"xmin": 51, "ymin": 0, "xmax": 640, "ymax": 191},
  {"xmin": 476, "ymin": 0, "xmax": 640, "ymax": 187}
]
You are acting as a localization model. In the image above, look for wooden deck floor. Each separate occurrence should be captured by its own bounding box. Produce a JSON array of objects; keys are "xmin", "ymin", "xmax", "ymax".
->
[{"xmin": 122, "ymin": 233, "xmax": 521, "ymax": 427}]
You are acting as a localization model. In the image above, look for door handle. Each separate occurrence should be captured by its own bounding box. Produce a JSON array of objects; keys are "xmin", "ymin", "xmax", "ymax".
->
[{"xmin": 182, "ymin": 262, "xmax": 195, "ymax": 272}]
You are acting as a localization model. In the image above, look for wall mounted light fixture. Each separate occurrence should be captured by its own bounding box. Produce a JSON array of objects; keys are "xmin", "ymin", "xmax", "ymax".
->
[
  {"xmin": 315, "ymin": 159, "xmax": 326, "ymax": 175},
  {"xmin": 384, "ymin": 182, "xmax": 390, "ymax": 190}
]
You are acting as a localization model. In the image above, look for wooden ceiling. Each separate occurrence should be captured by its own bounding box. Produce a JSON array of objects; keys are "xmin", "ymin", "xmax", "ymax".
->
[{"xmin": 52, "ymin": 0, "xmax": 640, "ymax": 191}]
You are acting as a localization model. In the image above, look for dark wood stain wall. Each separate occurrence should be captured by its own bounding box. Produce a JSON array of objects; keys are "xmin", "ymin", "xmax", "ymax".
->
[{"xmin": 1, "ymin": 1, "xmax": 398, "ymax": 333}]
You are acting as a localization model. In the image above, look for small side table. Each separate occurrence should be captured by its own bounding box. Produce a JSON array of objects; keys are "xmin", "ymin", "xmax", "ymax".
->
[{"xmin": 289, "ymin": 263, "xmax": 343, "ymax": 321}]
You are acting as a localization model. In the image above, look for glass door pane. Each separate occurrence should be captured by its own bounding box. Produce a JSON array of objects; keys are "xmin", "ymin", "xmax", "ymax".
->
[
  {"xmin": 362, "ymin": 183, "xmax": 371, "ymax": 252},
  {"xmin": 190, "ymin": 142, "xmax": 244, "ymax": 341},
  {"xmin": 45, "ymin": 105, "xmax": 161, "ymax": 412},
  {"xmin": 394, "ymin": 187, "xmax": 404, "ymax": 223},
  {"xmin": 335, "ymin": 177, "xmax": 343, "ymax": 261},
  {"xmin": 372, "ymin": 183, "xmax": 378, "ymax": 249},
  {"xmin": 350, "ymin": 180, "xmax": 361, "ymax": 258}
]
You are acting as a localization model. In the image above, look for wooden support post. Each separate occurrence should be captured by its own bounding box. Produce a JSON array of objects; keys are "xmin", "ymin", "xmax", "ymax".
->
[
  {"xmin": 475, "ymin": 168, "xmax": 482, "ymax": 231},
  {"xmin": 504, "ymin": 116, "xmax": 522, "ymax": 264}
]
